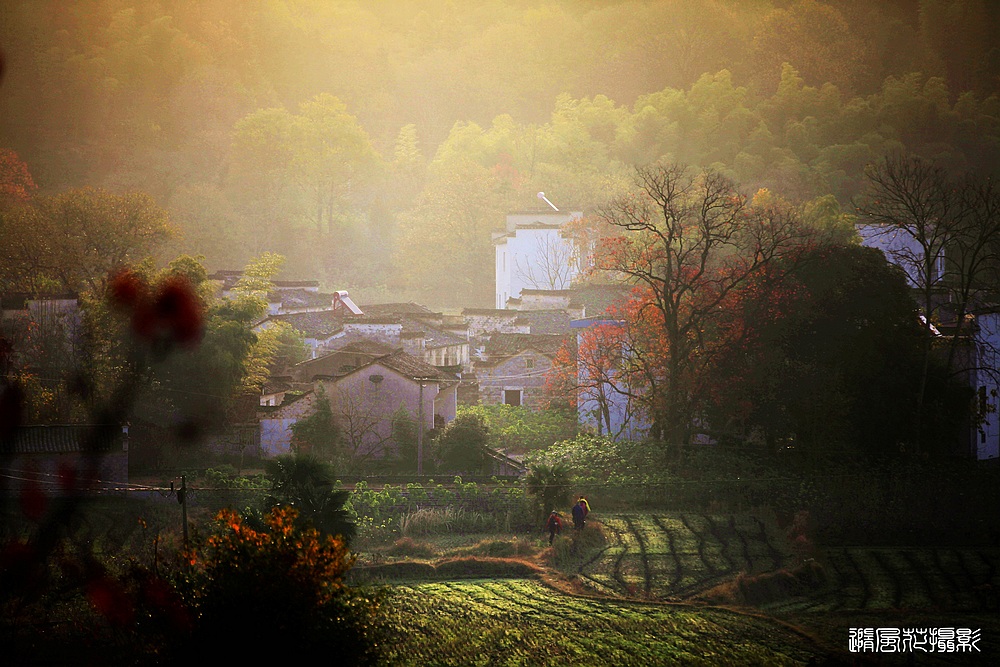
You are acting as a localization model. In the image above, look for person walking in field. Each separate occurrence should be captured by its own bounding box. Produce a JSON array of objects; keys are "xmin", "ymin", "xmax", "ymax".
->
[
  {"xmin": 572, "ymin": 499, "xmax": 586, "ymax": 530},
  {"xmin": 545, "ymin": 511, "xmax": 563, "ymax": 545},
  {"xmin": 580, "ymin": 496, "xmax": 590, "ymax": 519}
]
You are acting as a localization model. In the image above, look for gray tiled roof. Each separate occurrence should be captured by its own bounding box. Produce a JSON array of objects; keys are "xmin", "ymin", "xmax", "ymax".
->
[
  {"xmin": 268, "ymin": 288, "xmax": 336, "ymax": 310},
  {"xmin": 1, "ymin": 425, "xmax": 123, "ymax": 454},
  {"xmin": 400, "ymin": 318, "xmax": 467, "ymax": 349},
  {"xmin": 262, "ymin": 311, "xmax": 345, "ymax": 338},
  {"xmin": 462, "ymin": 308, "xmax": 518, "ymax": 316},
  {"xmin": 568, "ymin": 283, "xmax": 631, "ymax": 317},
  {"xmin": 351, "ymin": 350, "xmax": 456, "ymax": 384},
  {"xmin": 362, "ymin": 302, "xmax": 438, "ymax": 317},
  {"xmin": 512, "ymin": 310, "xmax": 573, "ymax": 334},
  {"xmin": 481, "ymin": 333, "xmax": 570, "ymax": 363},
  {"xmin": 290, "ymin": 338, "xmax": 395, "ymax": 381},
  {"xmin": 326, "ymin": 336, "xmax": 396, "ymax": 356}
]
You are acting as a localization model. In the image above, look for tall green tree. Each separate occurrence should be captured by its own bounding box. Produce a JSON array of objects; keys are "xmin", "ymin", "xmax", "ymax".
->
[
  {"xmin": 436, "ymin": 412, "xmax": 491, "ymax": 474},
  {"xmin": 291, "ymin": 93, "xmax": 382, "ymax": 235},
  {"xmin": 1, "ymin": 187, "xmax": 174, "ymax": 294},
  {"xmin": 392, "ymin": 157, "xmax": 505, "ymax": 306}
]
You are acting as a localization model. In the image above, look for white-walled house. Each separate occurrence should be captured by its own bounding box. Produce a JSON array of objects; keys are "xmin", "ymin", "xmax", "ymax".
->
[
  {"xmin": 259, "ymin": 391, "xmax": 318, "ymax": 457},
  {"xmin": 494, "ymin": 209, "xmax": 584, "ymax": 309},
  {"xmin": 857, "ymin": 224, "xmax": 947, "ymax": 289},
  {"xmin": 571, "ymin": 317, "xmax": 649, "ymax": 441},
  {"xmin": 963, "ymin": 312, "xmax": 1000, "ymax": 461},
  {"xmin": 258, "ymin": 349, "xmax": 458, "ymax": 461},
  {"xmin": 859, "ymin": 223, "xmax": 998, "ymax": 460}
]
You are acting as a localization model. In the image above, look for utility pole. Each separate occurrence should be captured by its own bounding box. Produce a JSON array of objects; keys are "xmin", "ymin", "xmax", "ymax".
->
[
  {"xmin": 176, "ymin": 475, "xmax": 189, "ymax": 546},
  {"xmin": 417, "ymin": 381, "xmax": 425, "ymax": 475}
]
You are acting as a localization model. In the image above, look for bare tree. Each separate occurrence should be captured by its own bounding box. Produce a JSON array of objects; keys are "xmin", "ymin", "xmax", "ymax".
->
[
  {"xmin": 856, "ymin": 154, "xmax": 1000, "ymax": 451},
  {"xmin": 513, "ymin": 231, "xmax": 577, "ymax": 291},
  {"xmin": 855, "ymin": 154, "xmax": 968, "ymax": 323},
  {"xmin": 593, "ymin": 163, "xmax": 810, "ymax": 457},
  {"xmin": 329, "ymin": 382, "xmax": 397, "ymax": 468}
]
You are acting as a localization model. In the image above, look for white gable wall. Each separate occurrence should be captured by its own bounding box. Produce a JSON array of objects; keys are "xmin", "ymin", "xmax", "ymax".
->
[
  {"xmin": 496, "ymin": 211, "xmax": 583, "ymax": 309},
  {"xmin": 973, "ymin": 313, "xmax": 1000, "ymax": 461}
]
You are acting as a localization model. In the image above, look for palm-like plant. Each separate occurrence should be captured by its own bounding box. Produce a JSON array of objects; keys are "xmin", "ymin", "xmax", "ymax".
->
[{"xmin": 262, "ymin": 453, "xmax": 356, "ymax": 544}]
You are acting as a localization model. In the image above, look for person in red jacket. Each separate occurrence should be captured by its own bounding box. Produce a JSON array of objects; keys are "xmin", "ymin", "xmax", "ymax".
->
[{"xmin": 545, "ymin": 511, "xmax": 563, "ymax": 545}]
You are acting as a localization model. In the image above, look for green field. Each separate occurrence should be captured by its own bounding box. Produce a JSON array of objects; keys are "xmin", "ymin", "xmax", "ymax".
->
[
  {"xmin": 357, "ymin": 512, "xmax": 999, "ymax": 665},
  {"xmin": 380, "ymin": 579, "xmax": 821, "ymax": 666},
  {"xmin": 572, "ymin": 514, "xmax": 789, "ymax": 600}
]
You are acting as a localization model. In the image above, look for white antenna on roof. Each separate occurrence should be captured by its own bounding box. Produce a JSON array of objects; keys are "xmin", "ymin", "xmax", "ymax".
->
[{"xmin": 537, "ymin": 191, "xmax": 559, "ymax": 212}]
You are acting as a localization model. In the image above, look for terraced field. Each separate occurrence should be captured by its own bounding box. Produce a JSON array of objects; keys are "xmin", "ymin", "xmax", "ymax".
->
[
  {"xmin": 363, "ymin": 512, "xmax": 1000, "ymax": 664},
  {"xmin": 765, "ymin": 546, "xmax": 1000, "ymax": 614},
  {"xmin": 380, "ymin": 578, "xmax": 823, "ymax": 666},
  {"xmin": 562, "ymin": 514, "xmax": 1000, "ymax": 614},
  {"xmin": 571, "ymin": 513, "xmax": 790, "ymax": 601}
]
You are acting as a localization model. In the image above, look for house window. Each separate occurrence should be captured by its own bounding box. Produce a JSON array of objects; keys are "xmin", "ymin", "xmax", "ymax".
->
[
  {"xmin": 525, "ymin": 358, "xmax": 534, "ymax": 369},
  {"xmin": 504, "ymin": 389, "xmax": 522, "ymax": 407}
]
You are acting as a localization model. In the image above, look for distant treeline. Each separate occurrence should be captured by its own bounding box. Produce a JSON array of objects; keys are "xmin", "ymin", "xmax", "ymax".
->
[{"xmin": 1, "ymin": 0, "xmax": 998, "ymax": 306}]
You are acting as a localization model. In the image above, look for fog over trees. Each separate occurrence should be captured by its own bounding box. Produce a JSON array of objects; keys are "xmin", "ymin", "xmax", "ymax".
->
[{"xmin": 2, "ymin": 0, "xmax": 998, "ymax": 307}]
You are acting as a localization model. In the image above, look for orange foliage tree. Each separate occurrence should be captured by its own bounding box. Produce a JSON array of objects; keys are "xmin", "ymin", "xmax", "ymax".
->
[
  {"xmin": 0, "ymin": 147, "xmax": 36, "ymax": 202},
  {"xmin": 177, "ymin": 506, "xmax": 383, "ymax": 663},
  {"xmin": 581, "ymin": 163, "xmax": 812, "ymax": 456}
]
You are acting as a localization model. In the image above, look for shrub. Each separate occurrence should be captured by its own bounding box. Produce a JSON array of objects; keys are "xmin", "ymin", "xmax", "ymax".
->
[
  {"xmin": 465, "ymin": 538, "xmax": 538, "ymax": 558},
  {"xmin": 548, "ymin": 522, "xmax": 608, "ymax": 567},
  {"xmin": 399, "ymin": 508, "xmax": 453, "ymax": 537},
  {"xmin": 399, "ymin": 507, "xmax": 501, "ymax": 536},
  {"xmin": 458, "ymin": 403, "xmax": 577, "ymax": 453},
  {"xmin": 175, "ymin": 507, "xmax": 384, "ymax": 664},
  {"xmin": 525, "ymin": 462, "xmax": 574, "ymax": 519},
  {"xmin": 262, "ymin": 454, "xmax": 356, "ymax": 544},
  {"xmin": 699, "ymin": 560, "xmax": 828, "ymax": 607},
  {"xmin": 387, "ymin": 537, "xmax": 436, "ymax": 559},
  {"xmin": 434, "ymin": 556, "xmax": 541, "ymax": 578}
]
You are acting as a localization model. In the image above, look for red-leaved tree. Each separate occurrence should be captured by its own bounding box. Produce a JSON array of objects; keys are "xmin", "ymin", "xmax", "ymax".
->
[
  {"xmin": 585, "ymin": 163, "xmax": 812, "ymax": 457},
  {"xmin": 0, "ymin": 147, "xmax": 36, "ymax": 203}
]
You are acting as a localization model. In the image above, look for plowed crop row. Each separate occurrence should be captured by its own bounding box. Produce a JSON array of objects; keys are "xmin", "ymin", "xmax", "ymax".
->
[
  {"xmin": 765, "ymin": 547, "xmax": 1000, "ymax": 614},
  {"xmin": 381, "ymin": 578, "xmax": 822, "ymax": 666},
  {"xmin": 574, "ymin": 513, "xmax": 791, "ymax": 600}
]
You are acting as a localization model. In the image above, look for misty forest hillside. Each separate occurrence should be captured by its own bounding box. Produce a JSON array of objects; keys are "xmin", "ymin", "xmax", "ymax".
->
[{"xmin": 2, "ymin": 0, "xmax": 999, "ymax": 307}]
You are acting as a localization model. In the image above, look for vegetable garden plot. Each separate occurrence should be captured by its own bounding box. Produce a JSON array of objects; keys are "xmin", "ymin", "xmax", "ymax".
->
[
  {"xmin": 383, "ymin": 579, "xmax": 821, "ymax": 666},
  {"xmin": 572, "ymin": 513, "xmax": 792, "ymax": 601},
  {"xmin": 784, "ymin": 547, "xmax": 1000, "ymax": 614},
  {"xmin": 367, "ymin": 513, "xmax": 999, "ymax": 665},
  {"xmin": 677, "ymin": 514, "xmax": 734, "ymax": 575}
]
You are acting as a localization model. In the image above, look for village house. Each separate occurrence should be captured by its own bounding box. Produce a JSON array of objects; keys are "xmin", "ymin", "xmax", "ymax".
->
[
  {"xmin": 358, "ymin": 303, "xmax": 471, "ymax": 372},
  {"xmin": 505, "ymin": 288, "xmax": 585, "ymax": 317},
  {"xmin": 0, "ymin": 424, "xmax": 130, "ymax": 497},
  {"xmin": 493, "ymin": 208, "xmax": 585, "ymax": 309},
  {"xmin": 323, "ymin": 350, "xmax": 458, "ymax": 461},
  {"xmin": 858, "ymin": 223, "xmax": 1000, "ymax": 460},
  {"xmin": 258, "ymin": 390, "xmax": 319, "ymax": 458},
  {"xmin": 258, "ymin": 348, "xmax": 457, "ymax": 461},
  {"xmin": 287, "ymin": 338, "xmax": 396, "ymax": 383},
  {"xmin": 253, "ymin": 310, "xmax": 345, "ymax": 358},
  {"xmin": 474, "ymin": 333, "xmax": 569, "ymax": 410}
]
